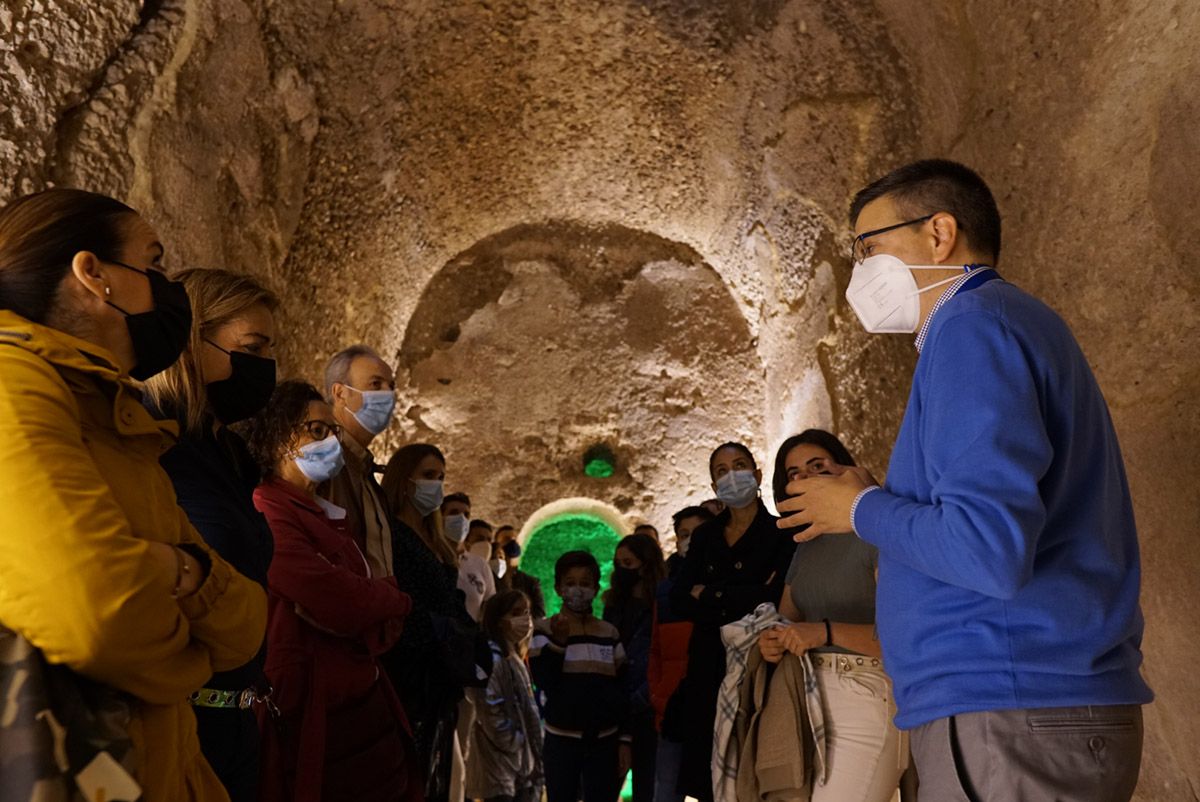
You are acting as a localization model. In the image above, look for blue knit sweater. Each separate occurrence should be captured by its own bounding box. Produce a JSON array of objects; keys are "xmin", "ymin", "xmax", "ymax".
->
[{"xmin": 853, "ymin": 276, "xmax": 1153, "ymax": 729}]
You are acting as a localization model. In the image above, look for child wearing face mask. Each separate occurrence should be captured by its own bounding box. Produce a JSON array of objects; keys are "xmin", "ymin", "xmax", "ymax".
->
[
  {"xmin": 466, "ymin": 591, "xmax": 544, "ymax": 802},
  {"xmin": 529, "ymin": 551, "xmax": 630, "ymax": 802}
]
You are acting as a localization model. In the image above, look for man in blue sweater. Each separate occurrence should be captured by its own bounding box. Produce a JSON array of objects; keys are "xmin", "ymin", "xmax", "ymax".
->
[{"xmin": 779, "ymin": 160, "xmax": 1153, "ymax": 801}]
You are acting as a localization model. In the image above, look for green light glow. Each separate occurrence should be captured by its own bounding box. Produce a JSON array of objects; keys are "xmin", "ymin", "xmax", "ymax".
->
[
  {"xmin": 584, "ymin": 458, "xmax": 615, "ymax": 478},
  {"xmin": 520, "ymin": 513, "xmax": 621, "ymax": 617}
]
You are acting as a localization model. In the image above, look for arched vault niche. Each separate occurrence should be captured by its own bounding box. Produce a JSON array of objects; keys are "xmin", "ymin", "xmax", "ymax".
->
[
  {"xmin": 390, "ymin": 221, "xmax": 773, "ymax": 531},
  {"xmin": 517, "ymin": 497, "xmax": 630, "ymax": 618}
]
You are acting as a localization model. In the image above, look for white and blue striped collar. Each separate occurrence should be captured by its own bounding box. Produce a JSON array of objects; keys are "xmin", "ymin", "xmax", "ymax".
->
[{"xmin": 914, "ymin": 266, "xmax": 995, "ymax": 353}]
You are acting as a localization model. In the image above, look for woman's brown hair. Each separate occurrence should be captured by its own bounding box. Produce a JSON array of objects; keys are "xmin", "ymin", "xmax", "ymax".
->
[
  {"xmin": 380, "ymin": 443, "xmax": 458, "ymax": 567},
  {"xmin": 142, "ymin": 268, "xmax": 279, "ymax": 434},
  {"xmin": 0, "ymin": 188, "xmax": 136, "ymax": 324}
]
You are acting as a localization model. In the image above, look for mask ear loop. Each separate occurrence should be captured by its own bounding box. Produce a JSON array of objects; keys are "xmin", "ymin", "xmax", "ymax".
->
[
  {"xmin": 904, "ymin": 264, "xmax": 987, "ymax": 297},
  {"xmin": 906, "ymin": 272, "xmax": 964, "ymax": 297}
]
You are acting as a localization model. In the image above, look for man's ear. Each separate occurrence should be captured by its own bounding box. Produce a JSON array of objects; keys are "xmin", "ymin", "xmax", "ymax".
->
[
  {"xmin": 929, "ymin": 212, "xmax": 961, "ymax": 264},
  {"xmin": 330, "ymin": 382, "xmax": 346, "ymax": 408}
]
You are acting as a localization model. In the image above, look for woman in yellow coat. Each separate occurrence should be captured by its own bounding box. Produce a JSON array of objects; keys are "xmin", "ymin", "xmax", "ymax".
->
[{"xmin": 0, "ymin": 189, "xmax": 268, "ymax": 801}]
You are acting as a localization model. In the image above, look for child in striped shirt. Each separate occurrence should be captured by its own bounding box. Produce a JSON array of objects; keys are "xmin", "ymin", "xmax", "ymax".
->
[{"xmin": 529, "ymin": 550, "xmax": 630, "ymax": 802}]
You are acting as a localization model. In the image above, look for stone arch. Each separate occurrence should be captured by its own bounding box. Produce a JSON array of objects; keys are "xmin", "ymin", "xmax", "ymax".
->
[{"xmin": 393, "ymin": 220, "xmax": 770, "ymax": 534}]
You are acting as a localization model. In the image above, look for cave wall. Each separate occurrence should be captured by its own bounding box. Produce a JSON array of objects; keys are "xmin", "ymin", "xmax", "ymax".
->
[
  {"xmin": 2, "ymin": 0, "xmax": 1197, "ymax": 796},
  {"xmin": 882, "ymin": 3, "xmax": 1200, "ymax": 796}
]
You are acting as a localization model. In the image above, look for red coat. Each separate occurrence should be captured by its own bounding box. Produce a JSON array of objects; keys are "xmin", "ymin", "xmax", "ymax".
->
[
  {"xmin": 253, "ymin": 478, "xmax": 422, "ymax": 802},
  {"xmin": 647, "ymin": 577, "xmax": 693, "ymax": 731}
]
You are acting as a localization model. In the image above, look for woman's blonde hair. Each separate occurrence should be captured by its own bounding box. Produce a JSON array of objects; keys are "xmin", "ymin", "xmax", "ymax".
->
[{"xmin": 143, "ymin": 267, "xmax": 278, "ymax": 434}]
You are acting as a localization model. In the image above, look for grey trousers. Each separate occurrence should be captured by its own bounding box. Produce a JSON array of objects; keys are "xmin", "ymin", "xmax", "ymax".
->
[{"xmin": 910, "ymin": 704, "xmax": 1143, "ymax": 802}]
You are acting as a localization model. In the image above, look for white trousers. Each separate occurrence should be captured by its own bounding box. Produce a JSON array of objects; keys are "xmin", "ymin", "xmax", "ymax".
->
[{"xmin": 809, "ymin": 654, "xmax": 907, "ymax": 802}]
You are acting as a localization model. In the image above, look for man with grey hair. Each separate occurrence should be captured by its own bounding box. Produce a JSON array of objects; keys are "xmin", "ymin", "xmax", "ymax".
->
[{"xmin": 320, "ymin": 344, "xmax": 398, "ymax": 579}]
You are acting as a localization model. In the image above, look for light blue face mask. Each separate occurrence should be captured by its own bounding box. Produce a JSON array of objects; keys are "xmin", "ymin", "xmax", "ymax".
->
[
  {"xmin": 294, "ymin": 434, "xmax": 345, "ymax": 483},
  {"xmin": 347, "ymin": 386, "xmax": 396, "ymax": 435},
  {"xmin": 715, "ymin": 469, "xmax": 759, "ymax": 509},
  {"xmin": 411, "ymin": 478, "xmax": 445, "ymax": 517},
  {"xmin": 444, "ymin": 513, "xmax": 470, "ymax": 543}
]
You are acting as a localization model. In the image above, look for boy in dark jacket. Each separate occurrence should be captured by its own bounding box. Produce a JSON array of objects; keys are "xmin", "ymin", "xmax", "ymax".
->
[{"xmin": 529, "ymin": 551, "xmax": 629, "ymax": 802}]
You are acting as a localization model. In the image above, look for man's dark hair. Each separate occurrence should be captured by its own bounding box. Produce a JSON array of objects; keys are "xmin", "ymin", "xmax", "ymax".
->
[
  {"xmin": 442, "ymin": 491, "xmax": 471, "ymax": 509},
  {"xmin": 772, "ymin": 429, "xmax": 857, "ymax": 507},
  {"xmin": 672, "ymin": 505, "xmax": 715, "ymax": 532},
  {"xmin": 849, "ymin": 159, "xmax": 1001, "ymax": 263},
  {"xmin": 554, "ymin": 550, "xmax": 601, "ymax": 588},
  {"xmin": 469, "ymin": 519, "xmax": 493, "ymax": 532},
  {"xmin": 633, "ymin": 523, "xmax": 659, "ymax": 537}
]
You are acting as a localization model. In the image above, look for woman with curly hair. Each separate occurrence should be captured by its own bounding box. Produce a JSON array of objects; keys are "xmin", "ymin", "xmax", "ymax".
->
[{"xmin": 241, "ymin": 380, "xmax": 418, "ymax": 802}]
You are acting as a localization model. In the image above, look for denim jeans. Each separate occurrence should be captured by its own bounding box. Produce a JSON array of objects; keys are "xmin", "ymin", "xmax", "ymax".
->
[{"xmin": 653, "ymin": 737, "xmax": 684, "ymax": 802}]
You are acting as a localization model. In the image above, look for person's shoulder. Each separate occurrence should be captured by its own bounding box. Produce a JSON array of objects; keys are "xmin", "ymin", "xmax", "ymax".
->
[
  {"xmin": 690, "ymin": 515, "xmax": 723, "ymax": 545},
  {"xmin": 941, "ymin": 279, "xmax": 1067, "ymax": 335},
  {"xmin": 460, "ymin": 552, "xmax": 487, "ymax": 575},
  {"xmin": 588, "ymin": 616, "xmax": 622, "ymax": 641},
  {"xmin": 0, "ymin": 335, "xmax": 73, "ymax": 403},
  {"xmin": 252, "ymin": 480, "xmax": 305, "ymax": 515}
]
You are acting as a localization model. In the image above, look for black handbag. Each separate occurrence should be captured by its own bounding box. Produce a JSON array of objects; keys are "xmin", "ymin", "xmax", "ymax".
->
[{"xmin": 0, "ymin": 624, "xmax": 141, "ymax": 801}]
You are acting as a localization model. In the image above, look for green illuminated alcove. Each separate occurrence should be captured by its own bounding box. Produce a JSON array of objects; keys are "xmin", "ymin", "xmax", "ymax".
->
[{"xmin": 520, "ymin": 512, "xmax": 621, "ymax": 617}]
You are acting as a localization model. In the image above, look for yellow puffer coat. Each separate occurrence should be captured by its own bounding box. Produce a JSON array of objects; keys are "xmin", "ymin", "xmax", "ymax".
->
[{"xmin": 0, "ymin": 310, "xmax": 268, "ymax": 801}]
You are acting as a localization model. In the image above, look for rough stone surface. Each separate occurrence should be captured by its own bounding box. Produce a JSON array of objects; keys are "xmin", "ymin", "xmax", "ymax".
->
[{"xmin": 2, "ymin": 0, "xmax": 1196, "ymax": 796}]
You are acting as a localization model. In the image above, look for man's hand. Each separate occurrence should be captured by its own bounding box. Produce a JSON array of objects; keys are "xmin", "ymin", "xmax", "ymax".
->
[
  {"xmin": 758, "ymin": 627, "xmax": 786, "ymax": 663},
  {"xmin": 776, "ymin": 465, "xmax": 876, "ymax": 541},
  {"xmin": 690, "ymin": 584, "xmax": 705, "ymax": 600}
]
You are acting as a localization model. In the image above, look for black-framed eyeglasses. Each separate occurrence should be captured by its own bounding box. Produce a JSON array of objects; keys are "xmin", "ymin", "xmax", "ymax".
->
[
  {"xmin": 297, "ymin": 420, "xmax": 341, "ymax": 441},
  {"xmin": 850, "ymin": 214, "xmax": 934, "ymax": 265}
]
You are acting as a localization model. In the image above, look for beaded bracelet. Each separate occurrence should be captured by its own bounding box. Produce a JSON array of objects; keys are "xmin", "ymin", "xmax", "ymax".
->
[{"xmin": 171, "ymin": 548, "xmax": 191, "ymax": 599}]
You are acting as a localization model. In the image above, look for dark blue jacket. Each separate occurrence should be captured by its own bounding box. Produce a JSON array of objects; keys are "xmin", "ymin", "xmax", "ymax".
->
[{"xmin": 157, "ymin": 415, "xmax": 273, "ymax": 691}]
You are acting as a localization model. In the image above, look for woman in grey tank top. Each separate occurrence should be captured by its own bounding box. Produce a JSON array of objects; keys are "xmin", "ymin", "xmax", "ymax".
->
[{"xmin": 757, "ymin": 430, "xmax": 909, "ymax": 802}]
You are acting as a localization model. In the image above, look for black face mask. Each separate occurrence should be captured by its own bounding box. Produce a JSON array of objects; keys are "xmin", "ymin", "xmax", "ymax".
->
[
  {"xmin": 204, "ymin": 341, "xmax": 277, "ymax": 424},
  {"xmin": 611, "ymin": 565, "xmax": 641, "ymax": 590},
  {"xmin": 105, "ymin": 261, "xmax": 193, "ymax": 381}
]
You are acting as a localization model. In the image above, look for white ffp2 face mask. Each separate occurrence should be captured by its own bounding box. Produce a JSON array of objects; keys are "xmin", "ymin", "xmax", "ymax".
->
[{"xmin": 845, "ymin": 254, "xmax": 970, "ymax": 334}]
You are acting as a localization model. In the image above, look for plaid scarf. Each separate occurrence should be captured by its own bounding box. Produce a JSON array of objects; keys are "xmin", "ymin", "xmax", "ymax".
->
[{"xmin": 711, "ymin": 603, "xmax": 827, "ymax": 802}]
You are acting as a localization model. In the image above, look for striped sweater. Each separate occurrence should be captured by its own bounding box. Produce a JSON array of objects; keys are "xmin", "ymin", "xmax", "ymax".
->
[{"xmin": 529, "ymin": 615, "xmax": 630, "ymax": 740}]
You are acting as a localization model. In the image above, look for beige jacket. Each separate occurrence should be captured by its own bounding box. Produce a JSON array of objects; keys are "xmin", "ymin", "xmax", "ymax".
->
[{"xmin": 735, "ymin": 649, "xmax": 819, "ymax": 801}]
